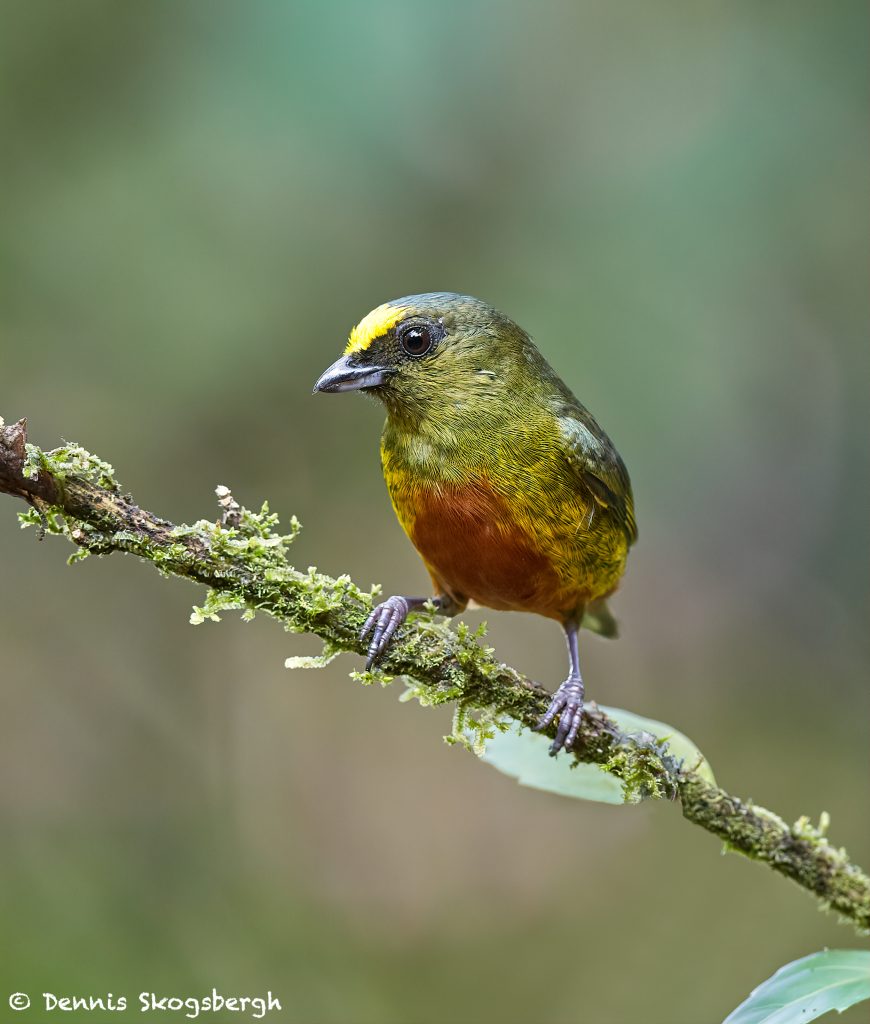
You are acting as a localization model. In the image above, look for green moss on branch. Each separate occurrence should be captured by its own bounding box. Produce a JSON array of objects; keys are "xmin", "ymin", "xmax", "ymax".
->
[{"xmin": 1, "ymin": 416, "xmax": 868, "ymax": 934}]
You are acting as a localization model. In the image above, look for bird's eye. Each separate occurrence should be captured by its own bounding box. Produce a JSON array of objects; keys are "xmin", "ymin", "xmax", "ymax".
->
[{"xmin": 398, "ymin": 322, "xmax": 436, "ymax": 357}]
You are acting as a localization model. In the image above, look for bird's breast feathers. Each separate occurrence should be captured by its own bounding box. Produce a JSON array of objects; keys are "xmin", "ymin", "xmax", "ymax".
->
[{"xmin": 381, "ymin": 435, "xmax": 629, "ymax": 618}]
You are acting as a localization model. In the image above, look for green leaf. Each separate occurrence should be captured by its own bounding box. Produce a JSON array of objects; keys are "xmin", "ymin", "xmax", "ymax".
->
[
  {"xmin": 481, "ymin": 723, "xmax": 624, "ymax": 802},
  {"xmin": 722, "ymin": 950, "xmax": 870, "ymax": 1024},
  {"xmin": 477, "ymin": 704, "xmax": 714, "ymax": 805}
]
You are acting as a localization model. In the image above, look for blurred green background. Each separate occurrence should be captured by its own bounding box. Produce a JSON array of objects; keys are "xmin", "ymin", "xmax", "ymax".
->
[{"xmin": 2, "ymin": 2, "xmax": 868, "ymax": 1022}]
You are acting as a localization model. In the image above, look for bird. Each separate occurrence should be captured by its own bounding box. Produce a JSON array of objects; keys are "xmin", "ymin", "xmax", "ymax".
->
[{"xmin": 314, "ymin": 293, "xmax": 636, "ymax": 754}]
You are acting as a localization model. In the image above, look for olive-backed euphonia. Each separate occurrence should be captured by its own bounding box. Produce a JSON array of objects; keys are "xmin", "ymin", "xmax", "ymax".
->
[{"xmin": 315, "ymin": 293, "xmax": 636, "ymax": 753}]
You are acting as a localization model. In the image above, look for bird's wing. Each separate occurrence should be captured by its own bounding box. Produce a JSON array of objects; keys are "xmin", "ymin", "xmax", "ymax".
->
[{"xmin": 558, "ymin": 410, "xmax": 638, "ymax": 545}]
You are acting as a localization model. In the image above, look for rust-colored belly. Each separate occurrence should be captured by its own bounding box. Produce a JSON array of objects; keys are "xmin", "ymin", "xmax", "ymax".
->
[{"xmin": 407, "ymin": 479, "xmax": 570, "ymax": 619}]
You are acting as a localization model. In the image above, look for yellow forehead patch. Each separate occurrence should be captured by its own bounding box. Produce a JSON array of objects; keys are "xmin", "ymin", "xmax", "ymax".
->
[{"xmin": 345, "ymin": 303, "xmax": 408, "ymax": 355}]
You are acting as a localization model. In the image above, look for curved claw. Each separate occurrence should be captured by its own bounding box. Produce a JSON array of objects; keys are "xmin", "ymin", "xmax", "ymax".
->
[
  {"xmin": 361, "ymin": 596, "xmax": 413, "ymax": 669},
  {"xmin": 536, "ymin": 678, "xmax": 585, "ymax": 755}
]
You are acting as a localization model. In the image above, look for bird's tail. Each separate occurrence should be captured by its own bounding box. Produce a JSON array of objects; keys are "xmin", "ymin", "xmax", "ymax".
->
[{"xmin": 582, "ymin": 597, "xmax": 619, "ymax": 639}]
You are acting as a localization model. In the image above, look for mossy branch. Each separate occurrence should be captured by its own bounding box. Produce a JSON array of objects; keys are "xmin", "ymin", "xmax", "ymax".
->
[{"xmin": 1, "ymin": 416, "xmax": 868, "ymax": 934}]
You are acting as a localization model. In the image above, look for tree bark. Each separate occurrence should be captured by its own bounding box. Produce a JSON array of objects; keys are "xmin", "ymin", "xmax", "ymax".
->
[{"xmin": 2, "ymin": 416, "xmax": 868, "ymax": 934}]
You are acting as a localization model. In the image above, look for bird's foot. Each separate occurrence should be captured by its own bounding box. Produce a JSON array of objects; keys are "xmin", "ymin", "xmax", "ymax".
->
[
  {"xmin": 536, "ymin": 677, "xmax": 585, "ymax": 755},
  {"xmin": 360, "ymin": 595, "xmax": 415, "ymax": 669}
]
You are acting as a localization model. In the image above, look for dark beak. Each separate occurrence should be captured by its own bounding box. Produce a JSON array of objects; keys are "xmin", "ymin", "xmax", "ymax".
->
[{"xmin": 313, "ymin": 355, "xmax": 395, "ymax": 394}]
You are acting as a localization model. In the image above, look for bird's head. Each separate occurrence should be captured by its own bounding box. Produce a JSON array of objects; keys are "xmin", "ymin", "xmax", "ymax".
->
[{"xmin": 314, "ymin": 293, "xmax": 542, "ymax": 421}]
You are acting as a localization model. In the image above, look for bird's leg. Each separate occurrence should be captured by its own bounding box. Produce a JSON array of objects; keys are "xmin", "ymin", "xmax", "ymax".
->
[
  {"xmin": 535, "ymin": 621, "xmax": 585, "ymax": 755},
  {"xmin": 360, "ymin": 594, "xmax": 459, "ymax": 669}
]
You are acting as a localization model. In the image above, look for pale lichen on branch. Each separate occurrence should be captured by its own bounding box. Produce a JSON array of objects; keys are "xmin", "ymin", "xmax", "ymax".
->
[{"xmin": 1, "ymin": 416, "xmax": 868, "ymax": 934}]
